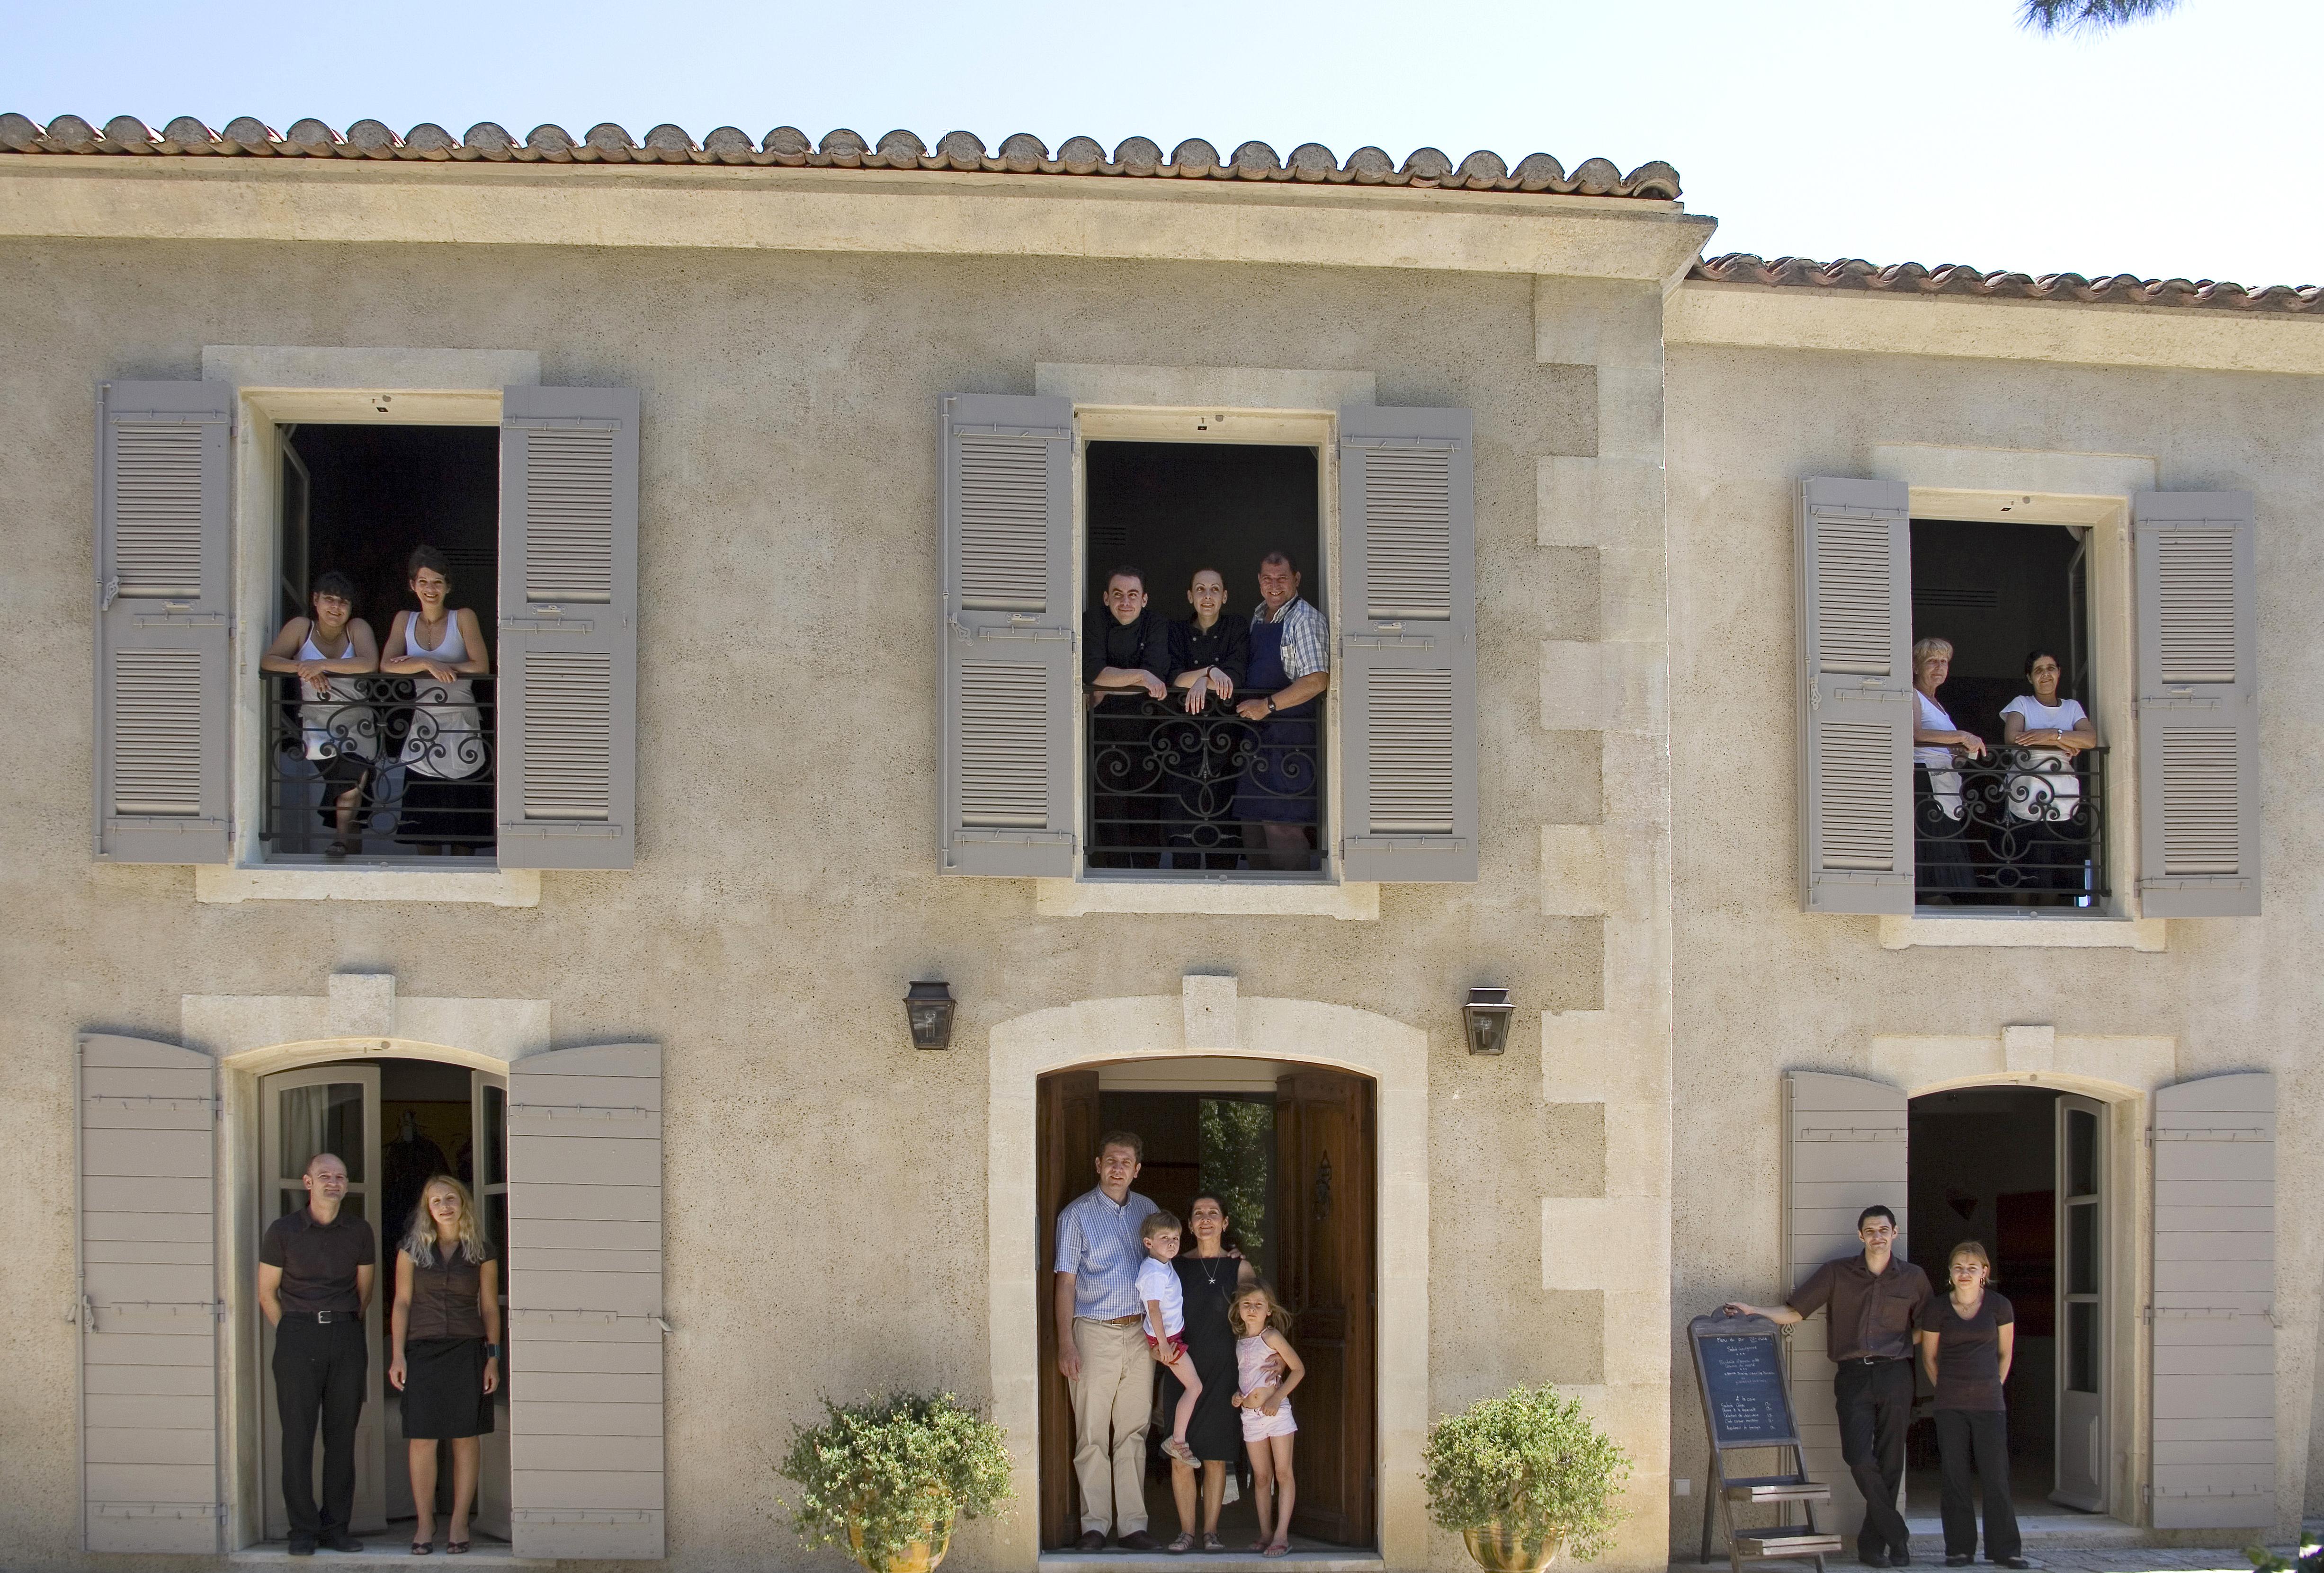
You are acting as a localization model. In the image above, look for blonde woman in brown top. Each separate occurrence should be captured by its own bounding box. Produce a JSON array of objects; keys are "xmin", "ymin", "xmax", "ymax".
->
[{"xmin": 389, "ymin": 1176, "xmax": 501, "ymax": 1555}]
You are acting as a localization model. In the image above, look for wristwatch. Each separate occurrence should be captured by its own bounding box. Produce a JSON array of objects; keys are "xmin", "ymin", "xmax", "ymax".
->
[
  {"xmin": 483, "ymin": 1343, "xmax": 500, "ymax": 1359},
  {"xmin": 1265, "ymin": 697, "xmax": 1277, "ymax": 715}
]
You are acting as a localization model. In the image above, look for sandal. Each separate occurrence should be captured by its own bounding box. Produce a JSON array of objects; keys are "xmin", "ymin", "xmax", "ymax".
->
[
  {"xmin": 1264, "ymin": 1544, "xmax": 1291, "ymax": 1559},
  {"xmin": 1167, "ymin": 1533, "xmax": 1196, "ymax": 1555},
  {"xmin": 410, "ymin": 1543, "xmax": 433, "ymax": 1556},
  {"xmin": 1203, "ymin": 1533, "xmax": 1226, "ymax": 1553},
  {"xmin": 447, "ymin": 1543, "xmax": 470, "ymax": 1555}
]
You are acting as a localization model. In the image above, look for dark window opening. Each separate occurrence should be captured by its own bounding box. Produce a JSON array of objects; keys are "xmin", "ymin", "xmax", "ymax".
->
[
  {"xmin": 1083, "ymin": 441, "xmax": 1326, "ymax": 876},
  {"xmin": 262, "ymin": 425, "xmax": 500, "ymax": 862},
  {"xmin": 1909, "ymin": 519, "xmax": 2102, "ymax": 909}
]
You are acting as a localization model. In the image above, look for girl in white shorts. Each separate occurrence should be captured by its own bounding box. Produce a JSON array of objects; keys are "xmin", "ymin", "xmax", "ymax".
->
[{"xmin": 1230, "ymin": 1284, "xmax": 1306, "ymax": 1557}]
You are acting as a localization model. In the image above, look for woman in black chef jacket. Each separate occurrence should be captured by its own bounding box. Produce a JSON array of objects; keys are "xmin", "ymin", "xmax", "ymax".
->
[{"xmin": 1916, "ymin": 1242, "xmax": 2029, "ymax": 1569}]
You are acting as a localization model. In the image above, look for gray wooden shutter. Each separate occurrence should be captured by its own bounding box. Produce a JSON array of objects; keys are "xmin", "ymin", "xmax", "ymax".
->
[
  {"xmin": 1783, "ymin": 1071, "xmax": 1908, "ymax": 1538},
  {"xmin": 939, "ymin": 393, "xmax": 1078, "ymax": 876},
  {"xmin": 1796, "ymin": 478, "xmax": 1913, "ymax": 915},
  {"xmin": 2150, "ymin": 1072, "xmax": 2274, "ymax": 1528},
  {"xmin": 507, "ymin": 1042, "xmax": 664, "ymax": 1559},
  {"xmin": 78, "ymin": 1033, "xmax": 221, "ymax": 1553},
  {"xmin": 498, "ymin": 387, "xmax": 640, "ymax": 870},
  {"xmin": 1337, "ymin": 405, "xmax": 1478, "ymax": 882},
  {"xmin": 2134, "ymin": 492, "xmax": 2259, "ymax": 917},
  {"xmin": 95, "ymin": 381, "xmax": 232, "ymax": 863}
]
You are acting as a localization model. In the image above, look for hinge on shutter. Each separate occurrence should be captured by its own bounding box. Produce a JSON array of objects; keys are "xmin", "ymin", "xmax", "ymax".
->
[{"xmin": 99, "ymin": 576, "xmax": 120, "ymax": 612}]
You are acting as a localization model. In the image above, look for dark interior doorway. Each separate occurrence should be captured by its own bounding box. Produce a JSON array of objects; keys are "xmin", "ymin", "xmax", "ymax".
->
[
  {"xmin": 279, "ymin": 425, "xmax": 500, "ymax": 638},
  {"xmin": 1037, "ymin": 1064, "xmax": 1376, "ymax": 1552},
  {"xmin": 1909, "ymin": 519, "xmax": 2086, "ymax": 745},
  {"xmin": 1084, "ymin": 442, "xmax": 1323, "ymax": 615},
  {"xmin": 1906, "ymin": 1087, "xmax": 2103, "ymax": 1526}
]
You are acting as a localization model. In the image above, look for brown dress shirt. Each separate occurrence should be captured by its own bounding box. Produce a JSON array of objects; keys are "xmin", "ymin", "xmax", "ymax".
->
[
  {"xmin": 1787, "ymin": 1253, "xmax": 1932, "ymax": 1362},
  {"xmin": 404, "ymin": 1241, "xmax": 499, "ymax": 1342},
  {"xmin": 259, "ymin": 1207, "xmax": 377, "ymax": 1315}
]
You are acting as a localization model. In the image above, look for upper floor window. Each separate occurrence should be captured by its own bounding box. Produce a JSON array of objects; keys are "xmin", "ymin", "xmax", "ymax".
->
[
  {"xmin": 936, "ymin": 394, "xmax": 1480, "ymax": 887},
  {"xmin": 1795, "ymin": 478, "xmax": 2258, "ymax": 920},
  {"xmin": 91, "ymin": 379, "xmax": 641, "ymax": 874}
]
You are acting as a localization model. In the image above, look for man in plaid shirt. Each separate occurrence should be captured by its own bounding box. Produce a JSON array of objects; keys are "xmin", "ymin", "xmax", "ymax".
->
[{"xmin": 1235, "ymin": 551, "xmax": 1332, "ymax": 868}]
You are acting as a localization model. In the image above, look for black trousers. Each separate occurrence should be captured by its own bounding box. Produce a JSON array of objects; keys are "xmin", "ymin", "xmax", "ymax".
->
[
  {"xmin": 274, "ymin": 1316, "xmax": 367, "ymax": 1540},
  {"xmin": 1934, "ymin": 1408, "xmax": 2021, "ymax": 1560},
  {"xmin": 1833, "ymin": 1358, "xmax": 1914, "ymax": 1557}
]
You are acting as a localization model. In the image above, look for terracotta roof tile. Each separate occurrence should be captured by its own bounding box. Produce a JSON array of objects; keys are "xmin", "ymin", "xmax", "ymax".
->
[
  {"xmin": 0, "ymin": 113, "xmax": 1683, "ymax": 198},
  {"xmin": 1693, "ymin": 252, "xmax": 2323, "ymax": 316}
]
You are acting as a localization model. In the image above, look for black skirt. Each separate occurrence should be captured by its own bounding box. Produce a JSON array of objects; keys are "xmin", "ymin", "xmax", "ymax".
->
[{"xmin": 401, "ymin": 1337, "xmax": 493, "ymax": 1439}]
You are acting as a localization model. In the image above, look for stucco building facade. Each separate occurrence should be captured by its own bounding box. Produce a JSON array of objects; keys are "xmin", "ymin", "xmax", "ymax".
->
[{"xmin": 0, "ymin": 111, "xmax": 2316, "ymax": 1573}]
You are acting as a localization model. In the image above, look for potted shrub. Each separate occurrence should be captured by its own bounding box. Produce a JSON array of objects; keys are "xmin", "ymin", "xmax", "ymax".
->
[
  {"xmin": 780, "ymin": 1392, "xmax": 1014, "ymax": 1573},
  {"xmin": 1421, "ymin": 1383, "xmax": 1631, "ymax": 1573}
]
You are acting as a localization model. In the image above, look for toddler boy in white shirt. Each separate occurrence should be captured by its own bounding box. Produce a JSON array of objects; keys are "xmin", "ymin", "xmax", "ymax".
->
[{"xmin": 1136, "ymin": 1211, "xmax": 1203, "ymax": 1465}]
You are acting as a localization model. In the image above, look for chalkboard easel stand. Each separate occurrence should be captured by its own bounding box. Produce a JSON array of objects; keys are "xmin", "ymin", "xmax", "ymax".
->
[{"xmin": 1688, "ymin": 1314, "xmax": 1843, "ymax": 1573}]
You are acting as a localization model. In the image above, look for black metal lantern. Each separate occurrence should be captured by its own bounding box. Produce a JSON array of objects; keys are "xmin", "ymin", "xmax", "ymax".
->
[
  {"xmin": 904, "ymin": 981, "xmax": 956, "ymax": 1051},
  {"xmin": 1462, "ymin": 987, "xmax": 1515, "ymax": 1057}
]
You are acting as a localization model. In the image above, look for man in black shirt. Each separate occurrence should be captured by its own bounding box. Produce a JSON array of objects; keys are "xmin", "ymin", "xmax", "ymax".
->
[
  {"xmin": 1084, "ymin": 568, "xmax": 1170, "ymax": 868},
  {"xmin": 258, "ymin": 1153, "xmax": 377, "ymax": 1555}
]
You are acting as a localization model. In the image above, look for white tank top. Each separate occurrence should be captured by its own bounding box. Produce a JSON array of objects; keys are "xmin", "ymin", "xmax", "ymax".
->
[
  {"xmin": 296, "ymin": 623, "xmax": 377, "ymax": 762},
  {"xmin": 403, "ymin": 612, "xmax": 466, "ymax": 664},
  {"xmin": 397, "ymin": 612, "xmax": 484, "ymax": 779}
]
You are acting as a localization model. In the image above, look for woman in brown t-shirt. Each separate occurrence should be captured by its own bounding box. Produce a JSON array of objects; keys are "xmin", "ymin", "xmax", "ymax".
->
[
  {"xmin": 1916, "ymin": 1241, "xmax": 2027, "ymax": 1569},
  {"xmin": 389, "ymin": 1176, "xmax": 502, "ymax": 1554}
]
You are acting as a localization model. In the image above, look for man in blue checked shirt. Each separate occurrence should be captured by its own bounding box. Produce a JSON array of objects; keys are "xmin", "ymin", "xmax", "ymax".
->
[{"xmin": 1054, "ymin": 1129, "xmax": 1162, "ymax": 1551}]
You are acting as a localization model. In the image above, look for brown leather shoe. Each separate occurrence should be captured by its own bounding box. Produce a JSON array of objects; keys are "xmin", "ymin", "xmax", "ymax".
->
[
  {"xmin": 1119, "ymin": 1531, "xmax": 1163, "ymax": 1552},
  {"xmin": 1076, "ymin": 1531, "xmax": 1108, "ymax": 1553}
]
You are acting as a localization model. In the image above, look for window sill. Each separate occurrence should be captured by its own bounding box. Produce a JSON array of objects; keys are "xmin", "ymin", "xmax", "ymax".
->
[
  {"xmin": 1035, "ymin": 879, "xmax": 1379, "ymax": 920},
  {"xmin": 1879, "ymin": 913, "xmax": 2163, "ymax": 951},
  {"xmin": 195, "ymin": 865, "xmax": 541, "ymax": 907}
]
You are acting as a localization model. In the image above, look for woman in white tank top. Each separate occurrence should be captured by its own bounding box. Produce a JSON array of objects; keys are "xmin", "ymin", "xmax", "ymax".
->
[
  {"xmin": 380, "ymin": 545, "xmax": 492, "ymax": 853},
  {"xmin": 259, "ymin": 572, "xmax": 379, "ymax": 858}
]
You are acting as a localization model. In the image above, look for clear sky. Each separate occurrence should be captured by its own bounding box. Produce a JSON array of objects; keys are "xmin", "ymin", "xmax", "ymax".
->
[{"xmin": 5, "ymin": 0, "xmax": 2315, "ymax": 288}]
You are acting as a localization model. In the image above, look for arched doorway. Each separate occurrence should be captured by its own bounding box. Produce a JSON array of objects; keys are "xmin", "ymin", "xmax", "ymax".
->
[{"xmin": 1035, "ymin": 1058, "xmax": 1378, "ymax": 1552}]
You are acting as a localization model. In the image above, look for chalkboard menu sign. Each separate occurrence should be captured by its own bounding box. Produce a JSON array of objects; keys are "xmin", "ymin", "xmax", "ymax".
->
[{"xmin": 1691, "ymin": 1319, "xmax": 1797, "ymax": 1448}]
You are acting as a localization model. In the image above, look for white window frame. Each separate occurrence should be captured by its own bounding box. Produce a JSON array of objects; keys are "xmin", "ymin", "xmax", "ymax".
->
[
  {"xmin": 1868, "ymin": 444, "xmax": 2164, "ymax": 951},
  {"xmin": 196, "ymin": 346, "xmax": 542, "ymax": 906}
]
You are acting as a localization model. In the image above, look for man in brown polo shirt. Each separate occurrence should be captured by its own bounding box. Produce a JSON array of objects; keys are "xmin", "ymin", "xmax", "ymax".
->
[
  {"xmin": 1725, "ymin": 1205, "xmax": 1931, "ymax": 1568},
  {"xmin": 258, "ymin": 1153, "xmax": 377, "ymax": 1555}
]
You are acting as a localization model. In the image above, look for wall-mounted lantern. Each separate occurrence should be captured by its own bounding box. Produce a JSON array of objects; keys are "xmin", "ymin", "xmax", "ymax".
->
[
  {"xmin": 1462, "ymin": 987, "xmax": 1515, "ymax": 1056},
  {"xmin": 904, "ymin": 981, "xmax": 956, "ymax": 1051}
]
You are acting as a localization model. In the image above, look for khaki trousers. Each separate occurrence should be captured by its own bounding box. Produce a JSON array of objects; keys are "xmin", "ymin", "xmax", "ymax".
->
[{"xmin": 1069, "ymin": 1317, "xmax": 1154, "ymax": 1535}]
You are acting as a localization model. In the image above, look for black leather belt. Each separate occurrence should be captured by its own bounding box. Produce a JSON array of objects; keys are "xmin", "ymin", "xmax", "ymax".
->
[{"xmin": 282, "ymin": 1309, "xmax": 362, "ymax": 1324}]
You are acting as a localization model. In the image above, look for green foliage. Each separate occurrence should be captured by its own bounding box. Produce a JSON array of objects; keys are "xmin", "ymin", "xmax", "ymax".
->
[
  {"xmin": 1421, "ymin": 1385, "xmax": 1631, "ymax": 1562},
  {"xmin": 2018, "ymin": 0, "xmax": 2178, "ymax": 34},
  {"xmin": 779, "ymin": 1393, "xmax": 1014, "ymax": 1568},
  {"xmin": 1199, "ymin": 1097, "xmax": 1273, "ymax": 1262},
  {"xmin": 2246, "ymin": 1533, "xmax": 2321, "ymax": 1573}
]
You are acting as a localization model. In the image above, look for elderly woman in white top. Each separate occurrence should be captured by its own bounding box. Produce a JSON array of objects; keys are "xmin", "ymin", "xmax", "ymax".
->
[
  {"xmin": 2000, "ymin": 649, "xmax": 2099, "ymax": 901},
  {"xmin": 1913, "ymin": 637, "xmax": 1984, "ymax": 900}
]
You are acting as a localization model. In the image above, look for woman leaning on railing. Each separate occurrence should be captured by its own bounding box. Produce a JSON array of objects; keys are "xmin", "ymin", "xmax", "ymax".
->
[{"xmin": 1999, "ymin": 649, "xmax": 2099, "ymax": 902}]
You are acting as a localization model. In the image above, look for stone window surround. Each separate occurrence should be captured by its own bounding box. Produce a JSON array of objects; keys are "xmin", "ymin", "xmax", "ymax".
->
[
  {"xmin": 196, "ymin": 344, "xmax": 545, "ymax": 907},
  {"xmin": 1030, "ymin": 364, "xmax": 1386, "ymax": 920},
  {"xmin": 984, "ymin": 977, "xmax": 1425, "ymax": 1568},
  {"xmin": 1866, "ymin": 443, "xmax": 2167, "ymax": 951}
]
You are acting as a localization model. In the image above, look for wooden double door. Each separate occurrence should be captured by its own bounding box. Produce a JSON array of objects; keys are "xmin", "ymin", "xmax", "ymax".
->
[{"xmin": 1035, "ymin": 1066, "xmax": 1376, "ymax": 1548}]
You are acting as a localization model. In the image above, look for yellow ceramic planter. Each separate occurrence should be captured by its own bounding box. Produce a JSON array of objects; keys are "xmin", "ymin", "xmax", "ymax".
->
[
  {"xmin": 1462, "ymin": 1521, "xmax": 1562, "ymax": 1573},
  {"xmin": 848, "ymin": 1511, "xmax": 956, "ymax": 1573}
]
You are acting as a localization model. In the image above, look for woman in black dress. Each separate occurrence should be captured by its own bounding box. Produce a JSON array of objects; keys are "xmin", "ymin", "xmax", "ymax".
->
[
  {"xmin": 1165, "ymin": 1193, "xmax": 1260, "ymax": 1553},
  {"xmin": 1916, "ymin": 1240, "xmax": 2028, "ymax": 1569},
  {"xmin": 389, "ymin": 1176, "xmax": 501, "ymax": 1554}
]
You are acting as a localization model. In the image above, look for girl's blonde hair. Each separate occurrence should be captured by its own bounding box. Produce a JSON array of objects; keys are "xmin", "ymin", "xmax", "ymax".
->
[
  {"xmin": 1231, "ymin": 1281, "xmax": 1293, "ymax": 1338},
  {"xmin": 402, "ymin": 1174, "xmax": 490, "ymax": 1266},
  {"xmin": 1948, "ymin": 1239, "xmax": 1994, "ymax": 1282}
]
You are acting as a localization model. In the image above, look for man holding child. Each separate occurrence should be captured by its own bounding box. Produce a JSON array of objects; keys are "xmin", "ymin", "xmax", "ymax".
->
[{"xmin": 1054, "ymin": 1131, "xmax": 1165, "ymax": 1551}]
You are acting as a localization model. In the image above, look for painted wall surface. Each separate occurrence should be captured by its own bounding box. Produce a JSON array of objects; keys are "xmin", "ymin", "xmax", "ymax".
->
[
  {"xmin": 1665, "ymin": 328, "xmax": 2324, "ymax": 1543},
  {"xmin": 0, "ymin": 236, "xmax": 1677, "ymax": 1571}
]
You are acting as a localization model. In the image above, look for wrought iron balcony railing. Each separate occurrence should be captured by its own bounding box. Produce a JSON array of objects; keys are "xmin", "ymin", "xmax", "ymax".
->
[
  {"xmin": 262, "ymin": 674, "xmax": 497, "ymax": 859},
  {"xmin": 1087, "ymin": 693, "xmax": 1323, "ymax": 874},
  {"xmin": 1914, "ymin": 745, "xmax": 2107, "ymax": 908}
]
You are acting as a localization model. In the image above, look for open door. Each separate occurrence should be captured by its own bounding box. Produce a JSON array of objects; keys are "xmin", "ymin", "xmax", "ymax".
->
[
  {"xmin": 1274, "ymin": 1070, "xmax": 1377, "ymax": 1547},
  {"xmin": 471, "ymin": 1068, "xmax": 512, "ymax": 1543},
  {"xmin": 1036, "ymin": 1070, "xmax": 1100, "ymax": 1550},
  {"xmin": 260, "ymin": 1065, "xmax": 386, "ymax": 1538},
  {"xmin": 2053, "ymin": 1095, "xmax": 2106, "ymax": 1511}
]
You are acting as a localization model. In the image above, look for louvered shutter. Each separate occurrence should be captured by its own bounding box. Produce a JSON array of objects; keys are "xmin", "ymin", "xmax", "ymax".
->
[
  {"xmin": 1783, "ymin": 1071, "xmax": 1908, "ymax": 1539},
  {"xmin": 95, "ymin": 382, "xmax": 232, "ymax": 863},
  {"xmin": 498, "ymin": 387, "xmax": 639, "ymax": 870},
  {"xmin": 78, "ymin": 1034, "xmax": 221, "ymax": 1553},
  {"xmin": 2133, "ymin": 493, "xmax": 2258, "ymax": 917},
  {"xmin": 1796, "ymin": 478, "xmax": 1913, "ymax": 915},
  {"xmin": 1337, "ymin": 405, "xmax": 1478, "ymax": 881},
  {"xmin": 939, "ymin": 394, "xmax": 1078, "ymax": 876},
  {"xmin": 507, "ymin": 1043, "xmax": 664, "ymax": 1558},
  {"xmin": 2150, "ymin": 1073, "xmax": 2274, "ymax": 1528}
]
